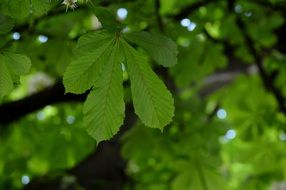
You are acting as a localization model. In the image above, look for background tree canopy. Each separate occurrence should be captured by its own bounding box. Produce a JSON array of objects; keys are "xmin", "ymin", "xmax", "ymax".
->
[{"xmin": 1, "ymin": 0, "xmax": 286, "ymax": 189}]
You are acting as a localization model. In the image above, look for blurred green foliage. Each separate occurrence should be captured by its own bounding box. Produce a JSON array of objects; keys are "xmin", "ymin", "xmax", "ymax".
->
[{"xmin": 0, "ymin": 0, "xmax": 286, "ymax": 189}]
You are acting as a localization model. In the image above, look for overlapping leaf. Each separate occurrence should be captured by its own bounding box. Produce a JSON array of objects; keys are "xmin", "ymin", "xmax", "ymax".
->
[
  {"xmin": 63, "ymin": 31, "xmax": 115, "ymax": 94},
  {"xmin": 83, "ymin": 42, "xmax": 125, "ymax": 142},
  {"xmin": 64, "ymin": 31, "xmax": 125, "ymax": 142}
]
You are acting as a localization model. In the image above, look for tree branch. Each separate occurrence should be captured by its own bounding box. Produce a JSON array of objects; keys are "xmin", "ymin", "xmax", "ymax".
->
[
  {"xmin": 1, "ymin": 1, "xmax": 284, "ymax": 190},
  {"xmin": 199, "ymin": 64, "xmax": 256, "ymax": 97},
  {"xmin": 0, "ymin": 82, "xmax": 87, "ymax": 125},
  {"xmin": 0, "ymin": 63, "xmax": 252, "ymax": 126}
]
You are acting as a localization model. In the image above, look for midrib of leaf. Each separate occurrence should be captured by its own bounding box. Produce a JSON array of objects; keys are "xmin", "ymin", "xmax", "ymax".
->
[
  {"xmin": 75, "ymin": 39, "xmax": 114, "ymax": 76},
  {"xmin": 99, "ymin": 41, "xmax": 120, "ymax": 137},
  {"xmin": 122, "ymin": 40, "xmax": 162, "ymax": 127},
  {"xmin": 84, "ymin": 40, "xmax": 123, "ymax": 140}
]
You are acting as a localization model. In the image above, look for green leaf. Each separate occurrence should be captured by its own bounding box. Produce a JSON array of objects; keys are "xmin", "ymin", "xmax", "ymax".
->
[
  {"xmin": 63, "ymin": 31, "xmax": 115, "ymax": 94},
  {"xmin": 83, "ymin": 41, "xmax": 125, "ymax": 142},
  {"xmin": 30, "ymin": 0, "xmax": 51, "ymax": 16},
  {"xmin": 3, "ymin": 52, "xmax": 32, "ymax": 75},
  {"xmin": 42, "ymin": 40, "xmax": 75, "ymax": 75},
  {"xmin": 0, "ymin": 14, "xmax": 14, "ymax": 35},
  {"xmin": 171, "ymin": 38, "xmax": 227, "ymax": 87},
  {"xmin": 121, "ymin": 39, "xmax": 174, "ymax": 130},
  {"xmin": 8, "ymin": 0, "xmax": 52, "ymax": 19},
  {"xmin": 0, "ymin": 56, "xmax": 14, "ymax": 98},
  {"xmin": 8, "ymin": 0, "xmax": 30, "ymax": 19},
  {"xmin": 125, "ymin": 31, "xmax": 178, "ymax": 67},
  {"xmin": 75, "ymin": 30, "xmax": 114, "ymax": 55},
  {"xmin": 0, "ymin": 52, "xmax": 31, "ymax": 98}
]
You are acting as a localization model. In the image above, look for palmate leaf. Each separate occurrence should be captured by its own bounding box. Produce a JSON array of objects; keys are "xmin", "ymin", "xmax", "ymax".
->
[
  {"xmin": 83, "ymin": 41, "xmax": 124, "ymax": 142},
  {"xmin": 121, "ymin": 39, "xmax": 174, "ymax": 130},
  {"xmin": 125, "ymin": 31, "xmax": 178, "ymax": 67},
  {"xmin": 63, "ymin": 31, "xmax": 115, "ymax": 94},
  {"xmin": 64, "ymin": 30, "xmax": 175, "ymax": 142},
  {"xmin": 0, "ymin": 52, "xmax": 31, "ymax": 99}
]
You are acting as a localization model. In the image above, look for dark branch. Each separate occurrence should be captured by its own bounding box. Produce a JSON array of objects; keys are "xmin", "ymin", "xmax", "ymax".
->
[
  {"xmin": 0, "ymin": 63, "xmax": 252, "ymax": 126},
  {"xmin": 0, "ymin": 60, "xmax": 255, "ymax": 128},
  {"xmin": 199, "ymin": 64, "xmax": 256, "ymax": 97},
  {"xmin": 0, "ymin": 82, "xmax": 87, "ymax": 125}
]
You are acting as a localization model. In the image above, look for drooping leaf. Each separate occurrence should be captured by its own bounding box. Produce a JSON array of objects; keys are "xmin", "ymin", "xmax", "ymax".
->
[
  {"xmin": 125, "ymin": 31, "xmax": 178, "ymax": 67},
  {"xmin": 63, "ymin": 31, "xmax": 115, "ymax": 94},
  {"xmin": 121, "ymin": 39, "xmax": 174, "ymax": 130},
  {"xmin": 83, "ymin": 41, "xmax": 125, "ymax": 142}
]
